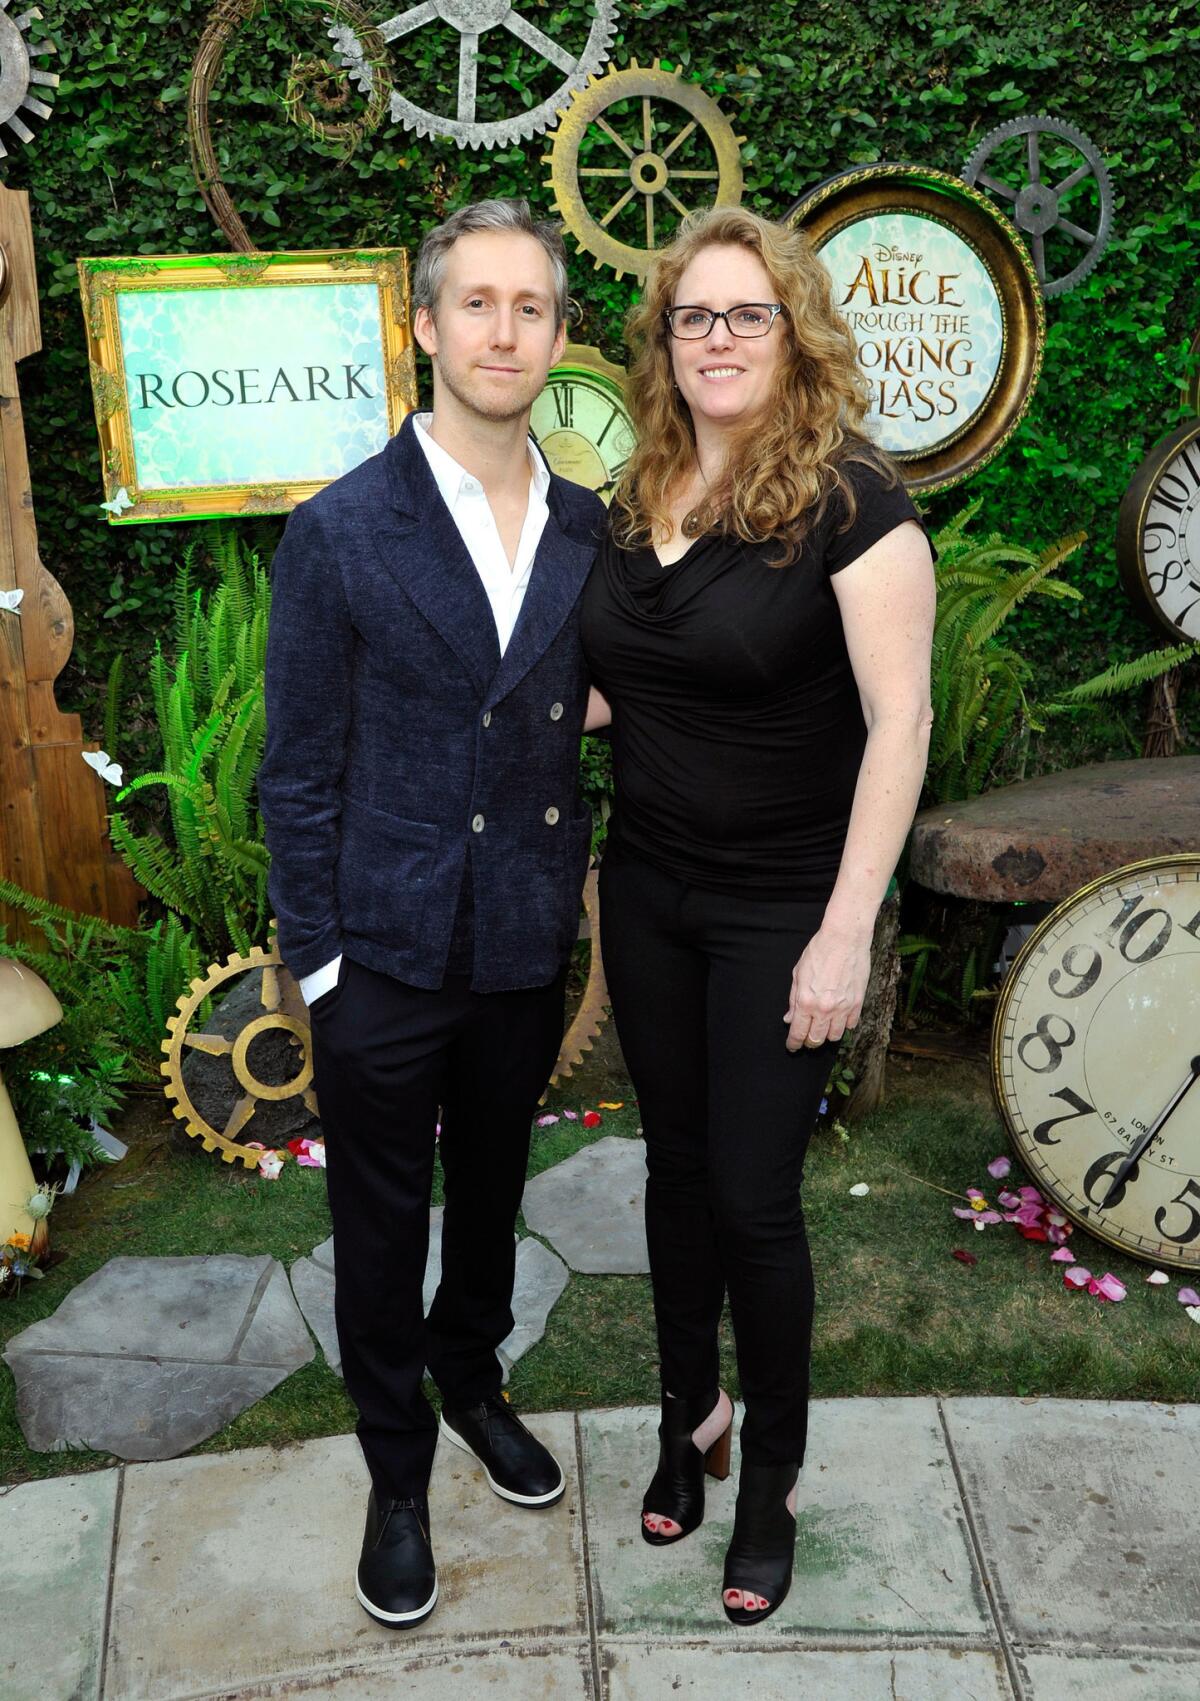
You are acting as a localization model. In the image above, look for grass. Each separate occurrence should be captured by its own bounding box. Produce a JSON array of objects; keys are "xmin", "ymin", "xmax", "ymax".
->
[{"xmin": 3, "ymin": 1046, "xmax": 1197, "ymax": 1487}]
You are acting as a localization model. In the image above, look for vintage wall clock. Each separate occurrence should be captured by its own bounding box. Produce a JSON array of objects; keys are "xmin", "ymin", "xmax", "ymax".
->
[
  {"xmin": 529, "ymin": 342, "xmax": 635, "ymax": 503},
  {"xmin": 1116, "ymin": 418, "xmax": 1200, "ymax": 643},
  {"xmin": 993, "ymin": 854, "xmax": 1200, "ymax": 1270},
  {"xmin": 786, "ymin": 164, "xmax": 1044, "ymax": 494}
]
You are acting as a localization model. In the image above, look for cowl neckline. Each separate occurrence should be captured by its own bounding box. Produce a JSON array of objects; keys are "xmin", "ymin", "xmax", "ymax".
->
[{"xmin": 600, "ymin": 529, "xmax": 752, "ymax": 625}]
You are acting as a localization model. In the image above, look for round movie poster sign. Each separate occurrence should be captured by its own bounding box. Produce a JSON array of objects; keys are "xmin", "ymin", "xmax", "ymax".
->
[{"xmin": 787, "ymin": 166, "xmax": 1045, "ymax": 493}]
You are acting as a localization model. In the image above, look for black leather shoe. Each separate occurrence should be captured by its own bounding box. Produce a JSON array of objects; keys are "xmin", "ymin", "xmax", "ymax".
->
[
  {"xmin": 355, "ymin": 1489, "xmax": 438, "ymax": 1628},
  {"xmin": 439, "ymin": 1394, "xmax": 566, "ymax": 1506}
]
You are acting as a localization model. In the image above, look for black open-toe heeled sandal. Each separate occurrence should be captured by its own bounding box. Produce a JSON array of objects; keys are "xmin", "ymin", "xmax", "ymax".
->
[
  {"xmin": 721, "ymin": 1460, "xmax": 799, "ymax": 1624},
  {"xmin": 641, "ymin": 1388, "xmax": 732, "ymax": 1546}
]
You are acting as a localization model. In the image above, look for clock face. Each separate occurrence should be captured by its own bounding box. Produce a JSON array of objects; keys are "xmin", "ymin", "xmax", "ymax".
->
[
  {"xmin": 530, "ymin": 363, "xmax": 636, "ymax": 504},
  {"xmin": 1117, "ymin": 420, "xmax": 1200, "ymax": 642},
  {"xmin": 993, "ymin": 856, "xmax": 1200, "ymax": 1269}
]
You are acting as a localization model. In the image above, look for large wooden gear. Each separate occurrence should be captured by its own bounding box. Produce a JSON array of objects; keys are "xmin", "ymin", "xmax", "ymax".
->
[
  {"xmin": 162, "ymin": 942, "xmax": 316, "ymax": 1166},
  {"xmin": 543, "ymin": 59, "xmax": 744, "ymax": 281}
]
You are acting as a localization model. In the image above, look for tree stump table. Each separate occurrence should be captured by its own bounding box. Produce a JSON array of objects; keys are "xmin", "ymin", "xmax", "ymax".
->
[{"xmin": 909, "ymin": 758, "xmax": 1200, "ymax": 904}]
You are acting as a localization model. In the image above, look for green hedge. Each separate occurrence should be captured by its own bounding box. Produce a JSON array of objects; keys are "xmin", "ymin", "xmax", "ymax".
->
[{"xmin": 10, "ymin": 0, "xmax": 1199, "ymax": 751}]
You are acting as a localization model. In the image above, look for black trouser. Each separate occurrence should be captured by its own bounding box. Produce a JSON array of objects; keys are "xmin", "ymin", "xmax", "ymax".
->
[
  {"xmin": 599, "ymin": 845, "xmax": 832, "ymax": 1468},
  {"xmin": 309, "ymin": 955, "xmax": 567, "ymax": 1497}
]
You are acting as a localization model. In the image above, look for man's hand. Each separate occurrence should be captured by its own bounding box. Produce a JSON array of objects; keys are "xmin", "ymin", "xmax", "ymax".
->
[{"xmin": 784, "ymin": 927, "xmax": 872, "ymax": 1051}]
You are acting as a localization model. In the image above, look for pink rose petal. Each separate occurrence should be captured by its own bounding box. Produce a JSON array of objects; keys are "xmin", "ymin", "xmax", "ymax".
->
[
  {"xmin": 1093, "ymin": 1273, "xmax": 1126, "ymax": 1302},
  {"xmin": 563, "ymin": 1110, "xmax": 578, "ymax": 1121},
  {"xmin": 1050, "ymin": 1248, "xmax": 1075, "ymax": 1263},
  {"xmin": 1063, "ymin": 1265, "xmax": 1092, "ymax": 1289},
  {"xmin": 997, "ymin": 1189, "xmax": 1021, "ymax": 1210},
  {"xmin": 1178, "ymin": 1288, "xmax": 1200, "ymax": 1307},
  {"xmin": 987, "ymin": 1155, "xmax": 1011, "ymax": 1179},
  {"xmin": 536, "ymin": 1114, "xmax": 559, "ymax": 1127}
]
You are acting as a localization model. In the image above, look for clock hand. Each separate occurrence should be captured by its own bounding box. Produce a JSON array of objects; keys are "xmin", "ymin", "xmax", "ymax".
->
[{"xmin": 1099, "ymin": 1055, "xmax": 1200, "ymax": 1209}]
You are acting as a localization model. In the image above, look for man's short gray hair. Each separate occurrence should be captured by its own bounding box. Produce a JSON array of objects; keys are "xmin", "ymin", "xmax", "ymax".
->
[{"xmin": 412, "ymin": 198, "xmax": 570, "ymax": 327}]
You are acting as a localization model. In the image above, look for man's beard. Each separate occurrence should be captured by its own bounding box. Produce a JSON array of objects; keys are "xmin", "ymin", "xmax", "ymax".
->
[{"xmin": 436, "ymin": 356, "xmax": 539, "ymax": 423}]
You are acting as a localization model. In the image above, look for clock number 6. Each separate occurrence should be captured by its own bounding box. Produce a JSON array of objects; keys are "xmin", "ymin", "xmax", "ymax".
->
[
  {"xmin": 1155, "ymin": 1179, "xmax": 1200, "ymax": 1247},
  {"xmin": 1017, "ymin": 1013, "xmax": 1075, "ymax": 1074},
  {"xmin": 1083, "ymin": 1149, "xmax": 1140, "ymax": 1211}
]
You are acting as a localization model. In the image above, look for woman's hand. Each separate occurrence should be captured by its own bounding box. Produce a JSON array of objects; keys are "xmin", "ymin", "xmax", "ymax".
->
[{"xmin": 784, "ymin": 926, "xmax": 872, "ymax": 1051}]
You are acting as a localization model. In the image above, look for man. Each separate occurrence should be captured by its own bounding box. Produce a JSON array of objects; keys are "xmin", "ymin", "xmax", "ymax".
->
[{"xmin": 259, "ymin": 200, "xmax": 605, "ymax": 1629}]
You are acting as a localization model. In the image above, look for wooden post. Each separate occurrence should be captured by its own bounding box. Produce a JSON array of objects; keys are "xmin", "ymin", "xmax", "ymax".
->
[{"xmin": 0, "ymin": 183, "xmax": 138, "ymax": 942}]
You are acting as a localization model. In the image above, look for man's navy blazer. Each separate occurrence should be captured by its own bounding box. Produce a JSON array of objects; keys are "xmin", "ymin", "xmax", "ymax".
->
[{"xmin": 258, "ymin": 414, "xmax": 606, "ymax": 993}]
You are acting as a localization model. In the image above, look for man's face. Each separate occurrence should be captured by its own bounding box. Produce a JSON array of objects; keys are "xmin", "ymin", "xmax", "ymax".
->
[{"xmin": 414, "ymin": 230, "xmax": 566, "ymax": 424}]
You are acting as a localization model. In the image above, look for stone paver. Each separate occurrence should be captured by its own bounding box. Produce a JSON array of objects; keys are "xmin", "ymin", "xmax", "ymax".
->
[
  {"xmin": 522, "ymin": 1135, "xmax": 649, "ymax": 1273},
  {"xmin": 943, "ymin": 1399, "xmax": 1200, "ymax": 1653},
  {"xmin": 211, "ymin": 1648, "xmax": 594, "ymax": 1699},
  {"xmin": 104, "ymin": 1418, "xmax": 585, "ymax": 1701},
  {"xmin": 0, "ymin": 1468, "xmax": 118, "ymax": 1701},
  {"xmin": 4, "ymin": 1254, "xmax": 313, "ymax": 1459},
  {"xmin": 1017, "ymin": 1651, "xmax": 1200, "ymax": 1700},
  {"xmin": 289, "ymin": 1215, "xmax": 569, "ymax": 1379},
  {"xmin": 602, "ymin": 1647, "xmax": 1013, "ymax": 1699},
  {"xmin": 581, "ymin": 1400, "xmax": 991, "ymax": 1642}
]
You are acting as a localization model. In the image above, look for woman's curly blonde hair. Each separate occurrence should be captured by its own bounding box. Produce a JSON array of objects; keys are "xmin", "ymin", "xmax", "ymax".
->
[{"xmin": 612, "ymin": 205, "xmax": 892, "ymax": 565}]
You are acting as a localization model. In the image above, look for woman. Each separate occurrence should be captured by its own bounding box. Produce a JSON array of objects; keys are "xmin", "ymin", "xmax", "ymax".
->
[{"xmin": 580, "ymin": 207, "xmax": 934, "ymax": 1624}]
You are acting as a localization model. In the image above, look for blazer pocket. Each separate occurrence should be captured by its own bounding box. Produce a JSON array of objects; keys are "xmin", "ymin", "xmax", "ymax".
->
[{"xmin": 336, "ymin": 796, "xmax": 439, "ymax": 944}]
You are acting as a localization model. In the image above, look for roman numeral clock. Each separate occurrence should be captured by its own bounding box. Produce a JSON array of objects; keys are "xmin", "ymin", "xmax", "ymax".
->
[
  {"xmin": 529, "ymin": 343, "xmax": 634, "ymax": 504},
  {"xmin": 993, "ymin": 855, "xmax": 1200, "ymax": 1270}
]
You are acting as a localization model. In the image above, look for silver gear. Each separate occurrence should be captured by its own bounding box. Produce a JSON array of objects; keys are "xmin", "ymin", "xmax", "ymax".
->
[
  {"xmin": 962, "ymin": 114, "xmax": 1113, "ymax": 297},
  {"xmin": 0, "ymin": 3, "xmax": 58, "ymax": 157},
  {"xmin": 328, "ymin": 0, "xmax": 618, "ymax": 151}
]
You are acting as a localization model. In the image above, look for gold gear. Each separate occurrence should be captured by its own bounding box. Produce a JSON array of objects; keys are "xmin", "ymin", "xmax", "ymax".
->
[
  {"xmin": 543, "ymin": 59, "xmax": 745, "ymax": 282},
  {"xmin": 161, "ymin": 939, "xmax": 317, "ymax": 1166}
]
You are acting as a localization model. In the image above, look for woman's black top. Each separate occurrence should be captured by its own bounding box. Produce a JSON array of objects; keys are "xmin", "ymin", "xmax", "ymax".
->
[{"xmin": 579, "ymin": 458, "xmax": 923, "ymax": 901}]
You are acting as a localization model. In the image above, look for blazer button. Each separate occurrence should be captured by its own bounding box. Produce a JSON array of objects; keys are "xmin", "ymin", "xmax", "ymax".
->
[
  {"xmin": 482, "ymin": 710, "xmax": 492, "ymax": 728},
  {"xmin": 549, "ymin": 701, "xmax": 564, "ymax": 721},
  {"xmin": 545, "ymin": 806, "xmax": 560, "ymax": 826},
  {"xmin": 472, "ymin": 814, "xmax": 485, "ymax": 833}
]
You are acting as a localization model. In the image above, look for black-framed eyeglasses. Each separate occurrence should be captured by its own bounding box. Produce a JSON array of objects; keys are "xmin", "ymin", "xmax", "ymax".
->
[{"xmin": 663, "ymin": 303, "xmax": 786, "ymax": 340}]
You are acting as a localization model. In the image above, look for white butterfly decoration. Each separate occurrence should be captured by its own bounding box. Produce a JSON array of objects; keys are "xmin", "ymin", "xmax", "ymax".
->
[
  {"xmin": 0, "ymin": 588, "xmax": 23, "ymax": 616},
  {"xmin": 100, "ymin": 487, "xmax": 134, "ymax": 517},
  {"xmin": 82, "ymin": 750, "xmax": 123, "ymax": 787}
]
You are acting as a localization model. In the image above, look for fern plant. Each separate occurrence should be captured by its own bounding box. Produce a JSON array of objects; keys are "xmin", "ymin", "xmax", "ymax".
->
[
  {"xmin": 923, "ymin": 503, "xmax": 1198, "ymax": 805},
  {"xmin": 924, "ymin": 501, "xmax": 1085, "ymax": 804},
  {"xmin": 108, "ymin": 526, "xmax": 272, "ymax": 960}
]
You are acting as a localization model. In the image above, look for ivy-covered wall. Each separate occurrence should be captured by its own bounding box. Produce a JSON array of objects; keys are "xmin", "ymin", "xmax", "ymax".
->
[{"xmin": 10, "ymin": 0, "xmax": 1199, "ymax": 750}]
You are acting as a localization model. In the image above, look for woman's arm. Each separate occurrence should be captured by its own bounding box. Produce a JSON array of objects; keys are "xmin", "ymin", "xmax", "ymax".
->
[
  {"xmin": 784, "ymin": 518, "xmax": 935, "ymax": 1051},
  {"xmin": 584, "ymin": 686, "xmax": 612, "ymax": 732}
]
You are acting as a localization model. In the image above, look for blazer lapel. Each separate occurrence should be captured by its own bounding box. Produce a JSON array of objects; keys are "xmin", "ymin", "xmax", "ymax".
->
[
  {"xmin": 369, "ymin": 418, "xmax": 501, "ymax": 697},
  {"xmin": 484, "ymin": 490, "xmax": 595, "ymax": 712}
]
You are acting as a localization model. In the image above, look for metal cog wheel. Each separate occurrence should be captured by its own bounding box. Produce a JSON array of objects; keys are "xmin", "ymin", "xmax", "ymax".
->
[
  {"xmin": 543, "ymin": 59, "xmax": 745, "ymax": 282},
  {"xmin": 962, "ymin": 114, "xmax": 1113, "ymax": 297},
  {"xmin": 328, "ymin": 0, "xmax": 618, "ymax": 151},
  {"xmin": 0, "ymin": 1, "xmax": 58, "ymax": 158},
  {"xmin": 161, "ymin": 941, "xmax": 318, "ymax": 1166}
]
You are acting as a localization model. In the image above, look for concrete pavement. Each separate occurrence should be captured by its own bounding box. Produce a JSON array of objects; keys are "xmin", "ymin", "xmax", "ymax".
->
[{"xmin": 3, "ymin": 1397, "xmax": 1199, "ymax": 1700}]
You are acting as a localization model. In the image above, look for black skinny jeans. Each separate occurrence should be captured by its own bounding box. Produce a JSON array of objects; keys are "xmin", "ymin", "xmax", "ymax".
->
[{"xmin": 599, "ymin": 844, "xmax": 833, "ymax": 1468}]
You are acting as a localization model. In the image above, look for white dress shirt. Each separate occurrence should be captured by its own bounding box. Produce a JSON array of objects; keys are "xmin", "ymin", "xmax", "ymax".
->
[{"xmin": 298, "ymin": 416, "xmax": 551, "ymax": 1006}]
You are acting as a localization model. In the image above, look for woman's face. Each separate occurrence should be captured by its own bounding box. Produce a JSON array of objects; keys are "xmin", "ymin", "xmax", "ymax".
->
[{"xmin": 668, "ymin": 243, "xmax": 787, "ymax": 433}]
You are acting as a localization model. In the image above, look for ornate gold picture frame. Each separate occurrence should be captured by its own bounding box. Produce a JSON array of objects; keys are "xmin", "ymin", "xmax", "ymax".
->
[{"xmin": 78, "ymin": 249, "xmax": 416, "ymax": 524}]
